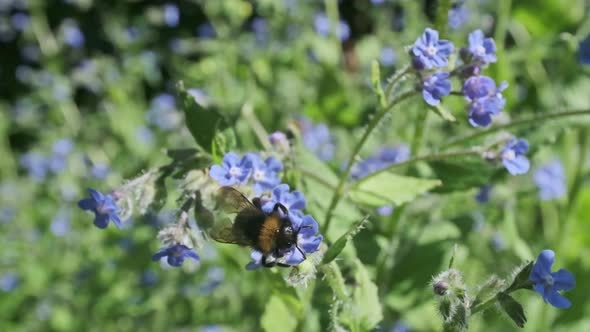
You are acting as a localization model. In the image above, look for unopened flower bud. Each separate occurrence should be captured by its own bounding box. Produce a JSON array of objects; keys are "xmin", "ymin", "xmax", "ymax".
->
[{"xmin": 434, "ymin": 280, "xmax": 450, "ymax": 296}]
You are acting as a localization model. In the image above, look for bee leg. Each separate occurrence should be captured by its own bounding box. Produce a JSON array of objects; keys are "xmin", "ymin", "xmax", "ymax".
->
[
  {"xmin": 261, "ymin": 255, "xmax": 277, "ymax": 268},
  {"xmin": 252, "ymin": 197, "xmax": 262, "ymax": 209},
  {"xmin": 273, "ymin": 203, "xmax": 288, "ymax": 215}
]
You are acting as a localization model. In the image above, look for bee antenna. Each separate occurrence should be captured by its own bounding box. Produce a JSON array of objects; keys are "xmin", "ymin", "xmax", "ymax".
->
[{"xmin": 295, "ymin": 245, "xmax": 306, "ymax": 259}]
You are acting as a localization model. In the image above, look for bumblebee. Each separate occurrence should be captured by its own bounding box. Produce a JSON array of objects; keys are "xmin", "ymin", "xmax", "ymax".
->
[{"xmin": 211, "ymin": 186, "xmax": 306, "ymax": 267}]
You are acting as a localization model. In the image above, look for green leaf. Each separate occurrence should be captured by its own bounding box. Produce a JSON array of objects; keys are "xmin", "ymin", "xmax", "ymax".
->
[
  {"xmin": 497, "ymin": 292, "xmax": 527, "ymax": 328},
  {"xmin": 473, "ymin": 276, "xmax": 505, "ymax": 307},
  {"xmin": 350, "ymin": 259, "xmax": 383, "ymax": 331},
  {"xmin": 322, "ymin": 216, "xmax": 370, "ymax": 265},
  {"xmin": 429, "ymin": 158, "xmax": 496, "ymax": 193},
  {"xmin": 211, "ymin": 128, "xmax": 237, "ymax": 164},
  {"xmin": 429, "ymin": 104, "xmax": 457, "ymax": 122},
  {"xmin": 176, "ymin": 81, "xmax": 226, "ymax": 152},
  {"xmin": 261, "ymin": 295, "xmax": 298, "ymax": 332},
  {"xmin": 505, "ymin": 261, "xmax": 534, "ymax": 293},
  {"xmin": 371, "ymin": 60, "xmax": 387, "ymax": 108},
  {"xmin": 350, "ymin": 173, "xmax": 441, "ymax": 206}
]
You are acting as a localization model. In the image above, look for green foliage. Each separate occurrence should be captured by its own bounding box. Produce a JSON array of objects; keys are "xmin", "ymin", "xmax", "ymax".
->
[{"xmin": 350, "ymin": 173, "xmax": 442, "ymax": 206}]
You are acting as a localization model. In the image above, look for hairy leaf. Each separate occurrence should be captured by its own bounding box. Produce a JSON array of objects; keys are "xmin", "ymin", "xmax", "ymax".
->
[{"xmin": 350, "ymin": 173, "xmax": 441, "ymax": 206}]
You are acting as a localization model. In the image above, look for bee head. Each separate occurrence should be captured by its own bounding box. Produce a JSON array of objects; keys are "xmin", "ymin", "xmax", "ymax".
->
[{"xmin": 277, "ymin": 220, "xmax": 297, "ymax": 249}]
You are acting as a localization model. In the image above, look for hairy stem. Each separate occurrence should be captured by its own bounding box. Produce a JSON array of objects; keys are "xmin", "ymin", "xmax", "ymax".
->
[
  {"xmin": 442, "ymin": 109, "xmax": 590, "ymax": 148},
  {"xmin": 322, "ymin": 90, "xmax": 417, "ymax": 235}
]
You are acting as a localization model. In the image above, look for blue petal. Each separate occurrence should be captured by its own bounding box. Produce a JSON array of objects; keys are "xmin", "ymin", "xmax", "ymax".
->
[
  {"xmin": 77, "ymin": 198, "xmax": 96, "ymax": 211},
  {"xmin": 152, "ymin": 248, "xmax": 169, "ymax": 261},
  {"xmin": 545, "ymin": 289, "xmax": 572, "ymax": 309},
  {"xmin": 300, "ymin": 235, "xmax": 322, "ymax": 254},
  {"xmin": 287, "ymin": 191, "xmax": 306, "ymax": 211},
  {"xmin": 299, "ymin": 215, "xmax": 319, "ymax": 237},
  {"xmin": 185, "ymin": 250, "xmax": 200, "ymax": 262},
  {"xmin": 222, "ymin": 152, "xmax": 240, "ymax": 167},
  {"xmin": 552, "ymin": 269, "xmax": 575, "ymax": 291},
  {"xmin": 110, "ymin": 213, "xmax": 123, "ymax": 229},
  {"xmin": 533, "ymin": 283, "xmax": 547, "ymax": 298},
  {"xmin": 93, "ymin": 214, "xmax": 110, "ymax": 229},
  {"xmin": 265, "ymin": 157, "xmax": 283, "ymax": 172},
  {"xmin": 283, "ymin": 247, "xmax": 305, "ymax": 265},
  {"xmin": 422, "ymin": 89, "xmax": 440, "ymax": 106},
  {"xmin": 167, "ymin": 255, "xmax": 184, "ymax": 267},
  {"xmin": 503, "ymin": 155, "xmax": 530, "ymax": 175},
  {"xmin": 88, "ymin": 188, "xmax": 104, "ymax": 203},
  {"xmin": 531, "ymin": 249, "xmax": 555, "ymax": 281}
]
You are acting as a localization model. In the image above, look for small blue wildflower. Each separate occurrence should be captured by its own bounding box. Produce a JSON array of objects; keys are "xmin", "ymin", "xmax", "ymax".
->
[
  {"xmin": 578, "ymin": 33, "xmax": 590, "ymax": 65},
  {"xmin": 463, "ymin": 76, "xmax": 507, "ymax": 127},
  {"xmin": 77, "ymin": 188, "xmax": 123, "ymax": 229},
  {"xmin": 91, "ymin": 163, "xmax": 110, "ymax": 180},
  {"xmin": 0, "ymin": 272, "xmax": 20, "ymax": 292},
  {"xmin": 466, "ymin": 29, "xmax": 497, "ymax": 64},
  {"xmin": 139, "ymin": 270, "xmax": 158, "ymax": 287},
  {"xmin": 11, "ymin": 12, "xmax": 29, "ymax": 31},
  {"xmin": 261, "ymin": 184, "xmax": 306, "ymax": 215},
  {"xmin": 52, "ymin": 138, "xmax": 74, "ymax": 156},
  {"xmin": 300, "ymin": 118, "xmax": 335, "ymax": 161},
  {"xmin": 530, "ymin": 249, "xmax": 575, "ymax": 309},
  {"xmin": 411, "ymin": 28, "xmax": 454, "ymax": 70},
  {"xmin": 209, "ymin": 152, "xmax": 253, "ymax": 186},
  {"xmin": 268, "ymin": 131, "xmax": 290, "ymax": 153},
  {"xmin": 51, "ymin": 209, "xmax": 71, "ymax": 236},
  {"xmin": 371, "ymin": 0, "xmax": 385, "ymax": 5},
  {"xmin": 380, "ymin": 47, "xmax": 396, "ymax": 67},
  {"xmin": 490, "ymin": 232, "xmax": 505, "ymax": 251},
  {"xmin": 19, "ymin": 152, "xmax": 48, "ymax": 181},
  {"xmin": 475, "ymin": 185, "xmax": 492, "ymax": 203},
  {"xmin": 199, "ymin": 267, "xmax": 224, "ymax": 294},
  {"xmin": 197, "ymin": 23, "xmax": 216, "ymax": 39},
  {"xmin": 422, "ymin": 72, "xmax": 452, "ymax": 106},
  {"xmin": 351, "ymin": 145, "xmax": 410, "ymax": 179},
  {"xmin": 135, "ymin": 125, "xmax": 154, "ymax": 145},
  {"xmin": 48, "ymin": 138, "xmax": 73, "ymax": 173},
  {"xmin": 163, "ymin": 3, "xmax": 179, "ymax": 27},
  {"xmin": 246, "ymin": 213, "xmax": 322, "ymax": 269},
  {"xmin": 448, "ymin": 4, "xmax": 469, "ymax": 30},
  {"xmin": 147, "ymin": 93, "xmax": 181, "ymax": 130},
  {"xmin": 534, "ymin": 160, "xmax": 566, "ymax": 200},
  {"xmin": 392, "ymin": 321, "xmax": 410, "ymax": 332},
  {"xmin": 152, "ymin": 244, "xmax": 200, "ymax": 267},
  {"xmin": 314, "ymin": 13, "xmax": 350, "ymax": 41},
  {"xmin": 251, "ymin": 17, "xmax": 268, "ymax": 43},
  {"xmin": 62, "ymin": 19, "xmax": 84, "ymax": 48},
  {"xmin": 246, "ymin": 153, "xmax": 283, "ymax": 194},
  {"xmin": 20, "ymin": 44, "xmax": 40, "ymax": 62},
  {"xmin": 376, "ymin": 205, "xmax": 394, "ymax": 217},
  {"xmin": 501, "ymin": 139, "xmax": 530, "ymax": 175}
]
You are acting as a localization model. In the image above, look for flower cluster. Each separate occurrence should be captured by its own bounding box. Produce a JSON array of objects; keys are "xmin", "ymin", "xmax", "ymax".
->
[
  {"xmin": 530, "ymin": 249, "xmax": 575, "ymax": 309},
  {"xmin": 19, "ymin": 138, "xmax": 74, "ymax": 181},
  {"xmin": 209, "ymin": 152, "xmax": 283, "ymax": 195},
  {"xmin": 411, "ymin": 28, "xmax": 507, "ymax": 127},
  {"xmin": 247, "ymin": 184, "xmax": 323, "ymax": 270}
]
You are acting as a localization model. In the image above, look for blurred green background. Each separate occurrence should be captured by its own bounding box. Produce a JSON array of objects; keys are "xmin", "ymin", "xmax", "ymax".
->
[{"xmin": 1, "ymin": 0, "xmax": 590, "ymax": 331}]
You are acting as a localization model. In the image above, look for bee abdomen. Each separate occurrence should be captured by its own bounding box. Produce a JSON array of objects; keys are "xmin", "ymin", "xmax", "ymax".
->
[{"xmin": 258, "ymin": 216, "xmax": 280, "ymax": 253}]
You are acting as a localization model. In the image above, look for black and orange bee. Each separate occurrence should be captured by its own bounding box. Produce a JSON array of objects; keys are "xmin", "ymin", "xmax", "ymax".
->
[{"xmin": 211, "ymin": 186, "xmax": 307, "ymax": 267}]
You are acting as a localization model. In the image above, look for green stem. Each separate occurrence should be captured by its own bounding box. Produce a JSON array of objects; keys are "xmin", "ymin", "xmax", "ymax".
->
[
  {"xmin": 566, "ymin": 129, "xmax": 589, "ymax": 213},
  {"xmin": 442, "ymin": 109, "xmax": 590, "ymax": 149},
  {"xmin": 435, "ymin": 0, "xmax": 452, "ymax": 37},
  {"xmin": 411, "ymin": 110, "xmax": 429, "ymax": 156},
  {"xmin": 351, "ymin": 149, "xmax": 481, "ymax": 190},
  {"xmin": 322, "ymin": 90, "xmax": 417, "ymax": 235},
  {"xmin": 384, "ymin": 65, "xmax": 412, "ymax": 99},
  {"xmin": 242, "ymin": 101, "xmax": 272, "ymax": 151}
]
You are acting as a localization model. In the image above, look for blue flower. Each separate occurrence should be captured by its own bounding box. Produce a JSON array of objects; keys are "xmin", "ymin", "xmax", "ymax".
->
[
  {"xmin": 77, "ymin": 188, "xmax": 123, "ymax": 229},
  {"xmin": 448, "ymin": 4, "xmax": 469, "ymax": 30},
  {"xmin": 314, "ymin": 13, "xmax": 350, "ymax": 41},
  {"xmin": 147, "ymin": 93, "xmax": 181, "ymax": 130},
  {"xmin": 475, "ymin": 185, "xmax": 492, "ymax": 203},
  {"xmin": 300, "ymin": 118, "xmax": 335, "ymax": 161},
  {"xmin": 463, "ymin": 76, "xmax": 507, "ymax": 127},
  {"xmin": 197, "ymin": 23, "xmax": 216, "ymax": 39},
  {"xmin": 246, "ymin": 213, "xmax": 322, "ymax": 269},
  {"xmin": 261, "ymin": 184, "xmax": 306, "ymax": 215},
  {"xmin": 466, "ymin": 29, "xmax": 497, "ymax": 64},
  {"xmin": 251, "ymin": 17, "xmax": 268, "ymax": 43},
  {"xmin": 530, "ymin": 249, "xmax": 575, "ymax": 309},
  {"xmin": 501, "ymin": 139, "xmax": 530, "ymax": 175},
  {"xmin": 268, "ymin": 131, "xmax": 290, "ymax": 153},
  {"xmin": 246, "ymin": 153, "xmax": 283, "ymax": 194},
  {"xmin": 376, "ymin": 205, "xmax": 394, "ymax": 216},
  {"xmin": 351, "ymin": 145, "xmax": 410, "ymax": 179},
  {"xmin": 51, "ymin": 209, "xmax": 71, "ymax": 236},
  {"xmin": 380, "ymin": 47, "xmax": 396, "ymax": 67},
  {"xmin": 48, "ymin": 138, "xmax": 73, "ymax": 173},
  {"xmin": 62, "ymin": 19, "xmax": 84, "ymax": 48},
  {"xmin": 91, "ymin": 163, "xmax": 110, "ymax": 180},
  {"xmin": 534, "ymin": 160, "xmax": 566, "ymax": 200},
  {"xmin": 11, "ymin": 13, "xmax": 30, "ymax": 31},
  {"xmin": 578, "ymin": 33, "xmax": 590, "ymax": 65},
  {"xmin": 209, "ymin": 152, "xmax": 253, "ymax": 186},
  {"xmin": 411, "ymin": 28, "xmax": 454, "ymax": 70},
  {"xmin": 392, "ymin": 321, "xmax": 410, "ymax": 332},
  {"xmin": 19, "ymin": 152, "xmax": 48, "ymax": 181},
  {"xmin": 422, "ymin": 72, "xmax": 452, "ymax": 106},
  {"xmin": 152, "ymin": 244, "xmax": 200, "ymax": 267},
  {"xmin": 163, "ymin": 3, "xmax": 179, "ymax": 27},
  {"xmin": 139, "ymin": 270, "xmax": 158, "ymax": 287},
  {"xmin": 0, "ymin": 272, "xmax": 20, "ymax": 292}
]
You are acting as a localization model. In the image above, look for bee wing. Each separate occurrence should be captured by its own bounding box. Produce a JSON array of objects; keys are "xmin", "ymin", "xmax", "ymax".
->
[
  {"xmin": 209, "ymin": 224, "xmax": 251, "ymax": 245},
  {"xmin": 215, "ymin": 186, "xmax": 258, "ymax": 214}
]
